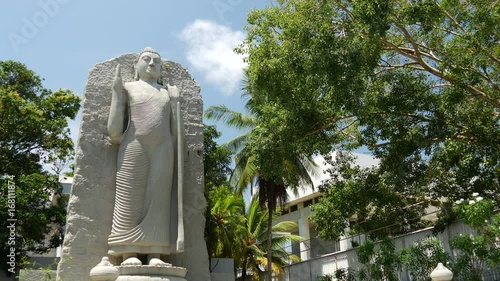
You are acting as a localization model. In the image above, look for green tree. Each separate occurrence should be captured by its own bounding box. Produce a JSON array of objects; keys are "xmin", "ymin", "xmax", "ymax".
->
[
  {"xmin": 236, "ymin": 197, "xmax": 301, "ymax": 280},
  {"xmin": 311, "ymin": 151, "xmax": 431, "ymax": 241},
  {"xmin": 398, "ymin": 237, "xmax": 449, "ymax": 281},
  {"xmin": 206, "ymin": 92, "xmax": 317, "ymax": 280},
  {"xmin": 206, "ymin": 185, "xmax": 245, "ymax": 260},
  {"xmin": 239, "ymin": 0, "xmax": 499, "ymax": 240},
  {"xmin": 203, "ymin": 125, "xmax": 233, "ymax": 189},
  {"xmin": 205, "ymin": 102, "xmax": 256, "ymax": 193},
  {"xmin": 323, "ymin": 237, "xmax": 448, "ymax": 281},
  {"xmin": 202, "ymin": 125, "xmax": 233, "ymax": 268},
  {"xmin": 355, "ymin": 238, "xmax": 400, "ymax": 281},
  {"xmin": 205, "ymin": 186, "xmax": 301, "ymax": 279},
  {"xmin": 0, "ymin": 60, "xmax": 80, "ymax": 274},
  {"xmin": 450, "ymin": 195, "xmax": 500, "ymax": 280},
  {"xmin": 62, "ymin": 163, "xmax": 75, "ymax": 177}
]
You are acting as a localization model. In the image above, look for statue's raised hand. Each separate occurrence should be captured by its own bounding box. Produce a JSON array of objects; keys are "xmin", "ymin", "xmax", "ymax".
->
[
  {"xmin": 167, "ymin": 84, "xmax": 180, "ymax": 99},
  {"xmin": 113, "ymin": 64, "xmax": 124, "ymax": 94},
  {"xmin": 108, "ymin": 64, "xmax": 127, "ymax": 144}
]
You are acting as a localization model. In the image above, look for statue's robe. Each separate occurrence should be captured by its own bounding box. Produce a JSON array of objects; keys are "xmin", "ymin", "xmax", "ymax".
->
[{"xmin": 107, "ymin": 81, "xmax": 184, "ymax": 256}]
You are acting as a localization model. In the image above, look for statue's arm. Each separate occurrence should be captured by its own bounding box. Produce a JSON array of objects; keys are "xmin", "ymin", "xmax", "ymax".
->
[{"xmin": 107, "ymin": 65, "xmax": 127, "ymax": 144}]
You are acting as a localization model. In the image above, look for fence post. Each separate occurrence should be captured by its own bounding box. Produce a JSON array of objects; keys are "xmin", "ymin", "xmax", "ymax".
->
[{"xmin": 430, "ymin": 263, "xmax": 453, "ymax": 281}]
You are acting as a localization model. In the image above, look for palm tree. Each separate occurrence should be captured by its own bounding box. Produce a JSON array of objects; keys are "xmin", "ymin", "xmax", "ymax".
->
[
  {"xmin": 205, "ymin": 102, "xmax": 257, "ymax": 194},
  {"xmin": 205, "ymin": 90, "xmax": 318, "ymax": 280},
  {"xmin": 206, "ymin": 185, "xmax": 245, "ymax": 260},
  {"xmin": 256, "ymin": 157, "xmax": 316, "ymax": 280},
  {"xmin": 206, "ymin": 187, "xmax": 301, "ymax": 279},
  {"xmin": 237, "ymin": 196, "xmax": 302, "ymax": 280}
]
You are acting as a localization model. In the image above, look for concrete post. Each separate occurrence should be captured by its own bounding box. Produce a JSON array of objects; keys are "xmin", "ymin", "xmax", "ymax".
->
[
  {"xmin": 298, "ymin": 218, "xmax": 311, "ymax": 261},
  {"xmin": 430, "ymin": 263, "xmax": 453, "ymax": 281}
]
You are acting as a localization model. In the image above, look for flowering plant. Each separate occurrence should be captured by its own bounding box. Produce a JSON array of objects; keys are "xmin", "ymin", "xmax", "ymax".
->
[
  {"xmin": 454, "ymin": 193, "xmax": 496, "ymax": 233},
  {"xmin": 451, "ymin": 194, "xmax": 500, "ymax": 279}
]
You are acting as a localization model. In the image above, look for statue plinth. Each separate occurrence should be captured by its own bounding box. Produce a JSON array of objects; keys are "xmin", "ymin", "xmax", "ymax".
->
[
  {"xmin": 119, "ymin": 265, "xmax": 187, "ymax": 278},
  {"xmin": 116, "ymin": 277, "xmax": 186, "ymax": 281},
  {"xmin": 90, "ymin": 260, "xmax": 188, "ymax": 281},
  {"xmin": 90, "ymin": 257, "xmax": 120, "ymax": 281}
]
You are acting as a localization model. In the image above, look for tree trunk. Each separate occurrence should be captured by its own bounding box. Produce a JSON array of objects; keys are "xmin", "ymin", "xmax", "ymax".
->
[
  {"xmin": 267, "ymin": 207, "xmax": 273, "ymax": 281},
  {"xmin": 241, "ymin": 257, "xmax": 247, "ymax": 281}
]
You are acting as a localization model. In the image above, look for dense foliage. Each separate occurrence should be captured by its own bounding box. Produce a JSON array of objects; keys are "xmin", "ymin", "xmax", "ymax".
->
[
  {"xmin": 203, "ymin": 125, "xmax": 233, "ymax": 189},
  {"xmin": 239, "ymin": 0, "xmax": 499, "ymax": 240},
  {"xmin": 315, "ymin": 196, "xmax": 499, "ymax": 281},
  {"xmin": 202, "ymin": 125, "xmax": 301, "ymax": 278},
  {"xmin": 0, "ymin": 60, "xmax": 80, "ymax": 274},
  {"xmin": 399, "ymin": 237, "xmax": 449, "ymax": 281},
  {"xmin": 451, "ymin": 195, "xmax": 500, "ymax": 280},
  {"xmin": 205, "ymin": 184, "xmax": 302, "ymax": 278},
  {"xmin": 206, "ymin": 92, "xmax": 317, "ymax": 279},
  {"xmin": 202, "ymin": 125, "xmax": 233, "ymax": 262},
  {"xmin": 236, "ymin": 197, "xmax": 302, "ymax": 279}
]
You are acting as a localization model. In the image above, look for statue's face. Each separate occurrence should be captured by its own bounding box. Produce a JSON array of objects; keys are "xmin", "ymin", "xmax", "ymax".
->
[{"xmin": 136, "ymin": 52, "xmax": 162, "ymax": 81}]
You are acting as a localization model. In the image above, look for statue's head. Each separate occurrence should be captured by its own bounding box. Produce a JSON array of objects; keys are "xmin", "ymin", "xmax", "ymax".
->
[{"xmin": 134, "ymin": 47, "xmax": 162, "ymax": 84}]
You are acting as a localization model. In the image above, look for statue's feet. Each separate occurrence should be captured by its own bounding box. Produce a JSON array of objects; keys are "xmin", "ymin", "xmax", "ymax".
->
[
  {"xmin": 121, "ymin": 257, "xmax": 142, "ymax": 266},
  {"xmin": 148, "ymin": 258, "xmax": 171, "ymax": 267}
]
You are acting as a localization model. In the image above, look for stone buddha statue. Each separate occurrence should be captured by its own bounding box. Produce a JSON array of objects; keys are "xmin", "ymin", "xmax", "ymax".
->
[{"xmin": 106, "ymin": 47, "xmax": 184, "ymax": 267}]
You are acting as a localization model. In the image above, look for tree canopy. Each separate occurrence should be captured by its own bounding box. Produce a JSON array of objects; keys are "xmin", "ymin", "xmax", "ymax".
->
[
  {"xmin": 0, "ymin": 60, "xmax": 80, "ymax": 273},
  {"xmin": 239, "ymin": 0, "xmax": 499, "ymax": 240},
  {"xmin": 201, "ymin": 125, "xmax": 302, "ymax": 277},
  {"xmin": 203, "ymin": 125, "xmax": 233, "ymax": 189},
  {"xmin": 203, "ymin": 125, "xmax": 234, "ymax": 262},
  {"xmin": 206, "ymin": 88, "xmax": 317, "ymax": 279}
]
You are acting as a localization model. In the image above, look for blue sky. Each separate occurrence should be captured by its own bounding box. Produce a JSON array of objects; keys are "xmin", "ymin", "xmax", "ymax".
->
[{"xmin": 0, "ymin": 0, "xmax": 272, "ymax": 146}]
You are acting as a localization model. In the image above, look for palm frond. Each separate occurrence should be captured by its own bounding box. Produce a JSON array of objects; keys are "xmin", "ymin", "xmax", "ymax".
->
[
  {"xmin": 271, "ymin": 221, "xmax": 298, "ymax": 232},
  {"xmin": 248, "ymin": 197, "xmax": 268, "ymax": 239},
  {"xmin": 256, "ymin": 179, "xmax": 288, "ymax": 211},
  {"xmin": 269, "ymin": 235, "xmax": 303, "ymax": 248},
  {"xmin": 223, "ymin": 131, "xmax": 250, "ymax": 153},
  {"xmin": 280, "ymin": 154, "xmax": 319, "ymax": 197},
  {"xmin": 204, "ymin": 105, "xmax": 256, "ymax": 130},
  {"xmin": 231, "ymin": 152, "xmax": 258, "ymax": 193}
]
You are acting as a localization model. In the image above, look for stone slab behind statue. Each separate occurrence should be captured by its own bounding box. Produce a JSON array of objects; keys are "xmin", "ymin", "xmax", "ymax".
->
[{"xmin": 56, "ymin": 53, "xmax": 210, "ymax": 281}]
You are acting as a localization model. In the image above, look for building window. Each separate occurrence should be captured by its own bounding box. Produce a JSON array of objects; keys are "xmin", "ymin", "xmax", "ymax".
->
[
  {"xmin": 290, "ymin": 205, "xmax": 298, "ymax": 212},
  {"xmin": 304, "ymin": 199, "xmax": 313, "ymax": 208}
]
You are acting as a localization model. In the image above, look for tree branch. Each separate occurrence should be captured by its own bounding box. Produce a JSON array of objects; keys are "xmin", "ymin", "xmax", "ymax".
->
[
  {"xmin": 435, "ymin": 0, "xmax": 500, "ymax": 64},
  {"xmin": 396, "ymin": 24, "xmax": 444, "ymax": 76},
  {"xmin": 435, "ymin": 1, "xmax": 467, "ymax": 33},
  {"xmin": 382, "ymin": 28, "xmax": 500, "ymax": 109},
  {"xmin": 308, "ymin": 115, "xmax": 357, "ymax": 136},
  {"xmin": 334, "ymin": 0, "xmax": 355, "ymax": 19},
  {"xmin": 375, "ymin": 62, "xmax": 425, "ymax": 75}
]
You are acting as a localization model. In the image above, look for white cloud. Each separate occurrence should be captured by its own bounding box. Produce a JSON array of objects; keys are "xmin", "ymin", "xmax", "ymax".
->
[{"xmin": 180, "ymin": 19, "xmax": 246, "ymax": 95}]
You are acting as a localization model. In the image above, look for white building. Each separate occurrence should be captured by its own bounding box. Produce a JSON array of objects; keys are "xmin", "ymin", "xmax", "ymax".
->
[{"xmin": 276, "ymin": 152, "xmax": 379, "ymax": 261}]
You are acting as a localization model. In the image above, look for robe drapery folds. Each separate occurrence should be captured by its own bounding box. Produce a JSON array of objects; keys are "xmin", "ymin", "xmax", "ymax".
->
[{"xmin": 107, "ymin": 84, "xmax": 184, "ymax": 256}]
